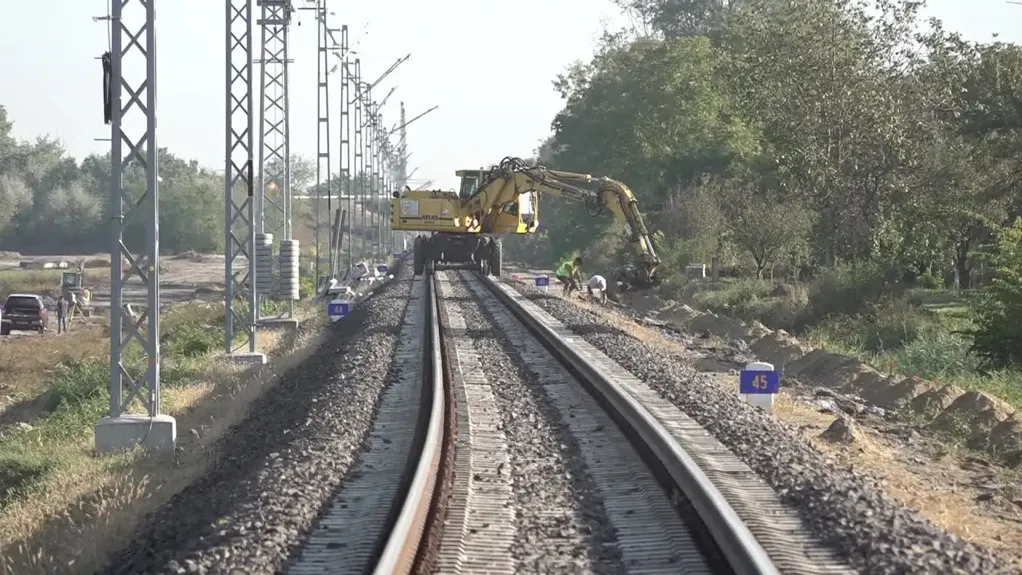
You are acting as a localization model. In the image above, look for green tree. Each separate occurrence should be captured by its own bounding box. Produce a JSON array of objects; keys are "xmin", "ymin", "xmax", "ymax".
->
[{"xmin": 968, "ymin": 218, "xmax": 1022, "ymax": 369}]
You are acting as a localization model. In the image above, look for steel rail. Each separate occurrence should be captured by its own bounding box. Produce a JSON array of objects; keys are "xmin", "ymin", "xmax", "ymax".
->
[
  {"xmin": 371, "ymin": 274, "xmax": 445, "ymax": 575},
  {"xmin": 476, "ymin": 273, "xmax": 780, "ymax": 575}
]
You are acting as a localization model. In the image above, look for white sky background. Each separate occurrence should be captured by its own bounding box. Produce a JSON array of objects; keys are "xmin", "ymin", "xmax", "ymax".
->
[{"xmin": 0, "ymin": 0, "xmax": 1013, "ymax": 191}]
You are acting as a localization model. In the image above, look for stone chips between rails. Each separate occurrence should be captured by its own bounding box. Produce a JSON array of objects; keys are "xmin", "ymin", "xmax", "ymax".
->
[{"xmin": 507, "ymin": 279, "xmax": 1018, "ymax": 575}]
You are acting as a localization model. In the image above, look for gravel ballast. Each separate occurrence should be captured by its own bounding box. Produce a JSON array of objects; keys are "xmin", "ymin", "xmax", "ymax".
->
[
  {"xmin": 442, "ymin": 278, "xmax": 623, "ymax": 572},
  {"xmin": 507, "ymin": 281, "xmax": 1016, "ymax": 575},
  {"xmin": 103, "ymin": 268, "xmax": 415, "ymax": 575}
]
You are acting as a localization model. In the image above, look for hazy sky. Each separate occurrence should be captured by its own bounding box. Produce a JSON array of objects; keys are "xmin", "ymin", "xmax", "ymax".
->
[{"xmin": 0, "ymin": 0, "xmax": 1015, "ymax": 191}]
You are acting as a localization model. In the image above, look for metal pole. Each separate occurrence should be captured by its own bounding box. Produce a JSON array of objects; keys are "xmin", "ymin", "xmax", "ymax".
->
[
  {"xmin": 97, "ymin": 0, "xmax": 173, "ymax": 453},
  {"xmin": 338, "ymin": 26, "xmax": 351, "ymax": 274},
  {"xmin": 373, "ymin": 113, "xmax": 383, "ymax": 262},
  {"xmin": 353, "ymin": 61, "xmax": 363, "ymax": 264},
  {"xmin": 108, "ymin": 0, "xmax": 162, "ymax": 417},
  {"xmin": 226, "ymin": 0, "xmax": 258, "ymax": 357},
  {"xmin": 257, "ymin": 0, "xmax": 292, "ymax": 320},
  {"xmin": 313, "ymin": 0, "xmax": 326, "ymax": 283},
  {"xmin": 397, "ymin": 102, "xmax": 408, "ymax": 252},
  {"xmin": 360, "ymin": 84, "xmax": 371, "ymax": 263}
]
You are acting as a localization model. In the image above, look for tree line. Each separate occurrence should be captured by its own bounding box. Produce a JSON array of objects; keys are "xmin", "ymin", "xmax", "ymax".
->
[
  {"xmin": 508, "ymin": 0, "xmax": 1022, "ymax": 368},
  {"xmin": 0, "ymin": 105, "xmax": 386, "ymax": 256}
]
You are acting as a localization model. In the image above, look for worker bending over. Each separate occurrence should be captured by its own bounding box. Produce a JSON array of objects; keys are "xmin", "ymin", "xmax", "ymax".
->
[
  {"xmin": 555, "ymin": 256, "xmax": 584, "ymax": 296},
  {"xmin": 587, "ymin": 274, "xmax": 608, "ymax": 304}
]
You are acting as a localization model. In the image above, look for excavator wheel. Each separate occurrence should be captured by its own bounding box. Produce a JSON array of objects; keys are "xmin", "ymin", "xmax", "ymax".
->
[
  {"xmin": 413, "ymin": 239, "xmax": 425, "ymax": 275},
  {"xmin": 488, "ymin": 238, "xmax": 503, "ymax": 277}
]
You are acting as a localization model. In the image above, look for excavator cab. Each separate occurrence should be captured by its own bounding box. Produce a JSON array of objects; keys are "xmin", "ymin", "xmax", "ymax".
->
[
  {"xmin": 455, "ymin": 169, "xmax": 538, "ymax": 233},
  {"xmin": 458, "ymin": 172, "xmax": 479, "ymax": 199}
]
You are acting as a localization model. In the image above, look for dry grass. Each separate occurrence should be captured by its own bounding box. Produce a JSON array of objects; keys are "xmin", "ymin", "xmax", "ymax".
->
[{"xmin": 0, "ymin": 299, "xmax": 325, "ymax": 574}]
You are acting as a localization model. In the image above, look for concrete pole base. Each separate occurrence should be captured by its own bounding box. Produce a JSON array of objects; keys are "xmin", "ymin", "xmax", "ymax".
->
[{"xmin": 94, "ymin": 414, "xmax": 177, "ymax": 455}]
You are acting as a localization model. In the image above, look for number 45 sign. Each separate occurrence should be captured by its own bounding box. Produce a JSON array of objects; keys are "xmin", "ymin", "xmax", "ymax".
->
[
  {"xmin": 740, "ymin": 371, "xmax": 780, "ymax": 393},
  {"xmin": 739, "ymin": 361, "xmax": 780, "ymax": 413}
]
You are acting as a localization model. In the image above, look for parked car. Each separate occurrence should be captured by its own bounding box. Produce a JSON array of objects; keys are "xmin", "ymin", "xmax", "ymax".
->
[{"xmin": 1, "ymin": 294, "xmax": 47, "ymax": 335}]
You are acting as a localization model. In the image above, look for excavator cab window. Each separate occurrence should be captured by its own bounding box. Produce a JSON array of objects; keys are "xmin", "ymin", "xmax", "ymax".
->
[
  {"xmin": 459, "ymin": 176, "xmax": 478, "ymax": 199},
  {"xmin": 519, "ymin": 191, "xmax": 536, "ymax": 215}
]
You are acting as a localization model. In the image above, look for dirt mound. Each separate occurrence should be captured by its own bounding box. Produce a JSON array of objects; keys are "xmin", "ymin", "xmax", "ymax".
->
[
  {"xmin": 910, "ymin": 384, "xmax": 966, "ymax": 419},
  {"xmin": 786, "ymin": 349, "xmax": 857, "ymax": 381},
  {"xmin": 659, "ymin": 304, "xmax": 703, "ymax": 330},
  {"xmin": 620, "ymin": 292, "xmax": 673, "ymax": 315},
  {"xmin": 748, "ymin": 330, "xmax": 809, "ymax": 368},
  {"xmin": 930, "ymin": 391, "xmax": 1015, "ymax": 449},
  {"xmin": 687, "ymin": 313, "xmax": 751, "ymax": 341},
  {"xmin": 641, "ymin": 291, "xmax": 1022, "ymax": 464},
  {"xmin": 862, "ymin": 376, "xmax": 936, "ymax": 410}
]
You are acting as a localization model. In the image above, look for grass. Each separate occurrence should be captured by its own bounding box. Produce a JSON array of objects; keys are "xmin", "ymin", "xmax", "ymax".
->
[
  {"xmin": 0, "ymin": 294, "xmax": 319, "ymax": 573},
  {"xmin": 664, "ymin": 274, "xmax": 1022, "ymax": 411}
]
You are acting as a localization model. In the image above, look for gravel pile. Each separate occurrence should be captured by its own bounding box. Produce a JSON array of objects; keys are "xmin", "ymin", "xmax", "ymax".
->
[
  {"xmin": 103, "ymin": 267, "xmax": 415, "ymax": 575},
  {"xmin": 508, "ymin": 283, "xmax": 1017, "ymax": 575},
  {"xmin": 444, "ymin": 279, "xmax": 622, "ymax": 572}
]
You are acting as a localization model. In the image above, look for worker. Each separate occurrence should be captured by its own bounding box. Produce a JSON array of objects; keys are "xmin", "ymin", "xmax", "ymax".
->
[
  {"xmin": 555, "ymin": 256, "xmax": 583, "ymax": 296},
  {"xmin": 56, "ymin": 295, "xmax": 69, "ymax": 334},
  {"xmin": 587, "ymin": 274, "xmax": 608, "ymax": 304}
]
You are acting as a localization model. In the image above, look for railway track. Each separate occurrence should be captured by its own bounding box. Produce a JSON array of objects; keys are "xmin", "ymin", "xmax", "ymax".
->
[{"xmin": 290, "ymin": 269, "xmax": 854, "ymax": 574}]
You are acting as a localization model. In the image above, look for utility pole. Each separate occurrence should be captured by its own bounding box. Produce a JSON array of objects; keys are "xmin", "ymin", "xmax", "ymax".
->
[
  {"xmin": 311, "ymin": 0, "xmax": 333, "ymax": 284},
  {"xmin": 338, "ymin": 27, "xmax": 352, "ymax": 273},
  {"xmin": 223, "ymin": 0, "xmax": 264, "ymax": 367},
  {"xmin": 372, "ymin": 111, "xmax": 382, "ymax": 262},
  {"xmin": 397, "ymin": 102, "xmax": 408, "ymax": 251},
  {"xmin": 95, "ymin": 0, "xmax": 176, "ymax": 454},
  {"xmin": 352, "ymin": 61, "xmax": 364, "ymax": 265},
  {"xmin": 256, "ymin": 0, "xmax": 299, "ymax": 326}
]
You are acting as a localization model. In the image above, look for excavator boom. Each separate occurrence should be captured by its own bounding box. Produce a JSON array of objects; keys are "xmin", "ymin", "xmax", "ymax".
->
[{"xmin": 465, "ymin": 157, "xmax": 660, "ymax": 285}]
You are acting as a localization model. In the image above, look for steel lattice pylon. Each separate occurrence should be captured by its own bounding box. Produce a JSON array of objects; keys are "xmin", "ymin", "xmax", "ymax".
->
[
  {"xmin": 338, "ymin": 27, "xmax": 352, "ymax": 272},
  {"xmin": 352, "ymin": 60, "xmax": 364, "ymax": 264},
  {"xmin": 313, "ymin": 0, "xmax": 332, "ymax": 282},
  {"xmin": 256, "ymin": 0, "xmax": 293, "ymax": 319},
  {"xmin": 105, "ymin": 0, "xmax": 161, "ymax": 418},
  {"xmin": 225, "ymin": 0, "xmax": 259, "ymax": 356}
]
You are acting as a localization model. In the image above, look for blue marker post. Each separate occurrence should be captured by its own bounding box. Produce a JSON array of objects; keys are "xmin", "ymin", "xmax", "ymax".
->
[
  {"xmin": 739, "ymin": 361, "xmax": 780, "ymax": 413},
  {"xmin": 535, "ymin": 275, "xmax": 550, "ymax": 294},
  {"xmin": 327, "ymin": 299, "xmax": 350, "ymax": 323}
]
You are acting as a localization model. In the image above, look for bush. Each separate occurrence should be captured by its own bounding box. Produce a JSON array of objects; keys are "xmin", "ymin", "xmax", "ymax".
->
[
  {"xmin": 41, "ymin": 359, "xmax": 110, "ymax": 441},
  {"xmin": 968, "ymin": 218, "xmax": 1022, "ymax": 370},
  {"xmin": 166, "ymin": 325, "xmax": 220, "ymax": 357},
  {"xmin": 804, "ymin": 262, "xmax": 887, "ymax": 323},
  {"xmin": 883, "ymin": 330, "xmax": 979, "ymax": 379},
  {"xmin": 807, "ymin": 298, "xmax": 931, "ymax": 354}
]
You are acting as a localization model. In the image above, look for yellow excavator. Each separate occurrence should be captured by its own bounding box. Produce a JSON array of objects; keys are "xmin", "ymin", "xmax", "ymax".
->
[{"xmin": 391, "ymin": 156, "xmax": 661, "ymax": 289}]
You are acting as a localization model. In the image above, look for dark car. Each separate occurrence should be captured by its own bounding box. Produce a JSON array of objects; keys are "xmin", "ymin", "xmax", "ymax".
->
[{"xmin": 1, "ymin": 294, "xmax": 47, "ymax": 335}]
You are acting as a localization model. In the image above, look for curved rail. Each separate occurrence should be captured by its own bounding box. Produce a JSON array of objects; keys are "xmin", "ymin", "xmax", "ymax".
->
[
  {"xmin": 476, "ymin": 273, "xmax": 779, "ymax": 575},
  {"xmin": 372, "ymin": 276, "xmax": 445, "ymax": 575}
]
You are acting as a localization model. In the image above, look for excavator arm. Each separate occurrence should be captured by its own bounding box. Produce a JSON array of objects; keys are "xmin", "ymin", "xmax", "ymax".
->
[{"xmin": 464, "ymin": 157, "xmax": 661, "ymax": 286}]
